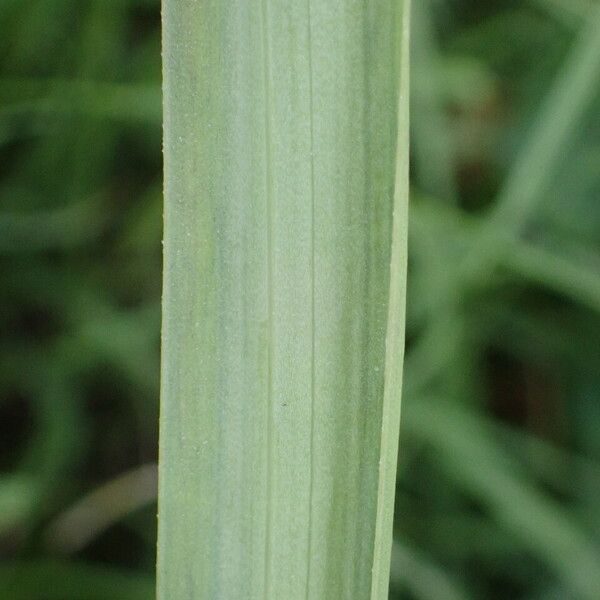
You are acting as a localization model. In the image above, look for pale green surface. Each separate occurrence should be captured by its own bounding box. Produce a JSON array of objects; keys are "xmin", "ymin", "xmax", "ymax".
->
[{"xmin": 158, "ymin": 1, "xmax": 409, "ymax": 599}]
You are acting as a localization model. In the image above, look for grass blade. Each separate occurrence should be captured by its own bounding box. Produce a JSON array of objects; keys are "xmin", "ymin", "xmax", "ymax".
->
[
  {"xmin": 467, "ymin": 2, "xmax": 600, "ymax": 275},
  {"xmin": 406, "ymin": 399, "xmax": 600, "ymax": 600},
  {"xmin": 158, "ymin": 1, "xmax": 410, "ymax": 599},
  {"xmin": 390, "ymin": 541, "xmax": 470, "ymax": 600}
]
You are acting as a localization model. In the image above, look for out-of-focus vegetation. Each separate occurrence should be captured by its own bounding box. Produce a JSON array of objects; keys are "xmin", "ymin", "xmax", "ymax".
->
[{"xmin": 0, "ymin": 0, "xmax": 599, "ymax": 598}]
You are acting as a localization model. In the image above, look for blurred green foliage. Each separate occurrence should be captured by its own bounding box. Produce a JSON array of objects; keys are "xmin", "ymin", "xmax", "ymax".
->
[{"xmin": 1, "ymin": 0, "xmax": 599, "ymax": 598}]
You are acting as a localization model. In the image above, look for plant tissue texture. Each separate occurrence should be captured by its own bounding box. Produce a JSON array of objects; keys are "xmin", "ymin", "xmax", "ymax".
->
[{"xmin": 158, "ymin": 1, "xmax": 410, "ymax": 598}]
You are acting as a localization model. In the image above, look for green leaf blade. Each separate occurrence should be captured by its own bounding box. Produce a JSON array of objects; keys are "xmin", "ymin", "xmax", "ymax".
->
[{"xmin": 158, "ymin": 2, "xmax": 410, "ymax": 598}]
